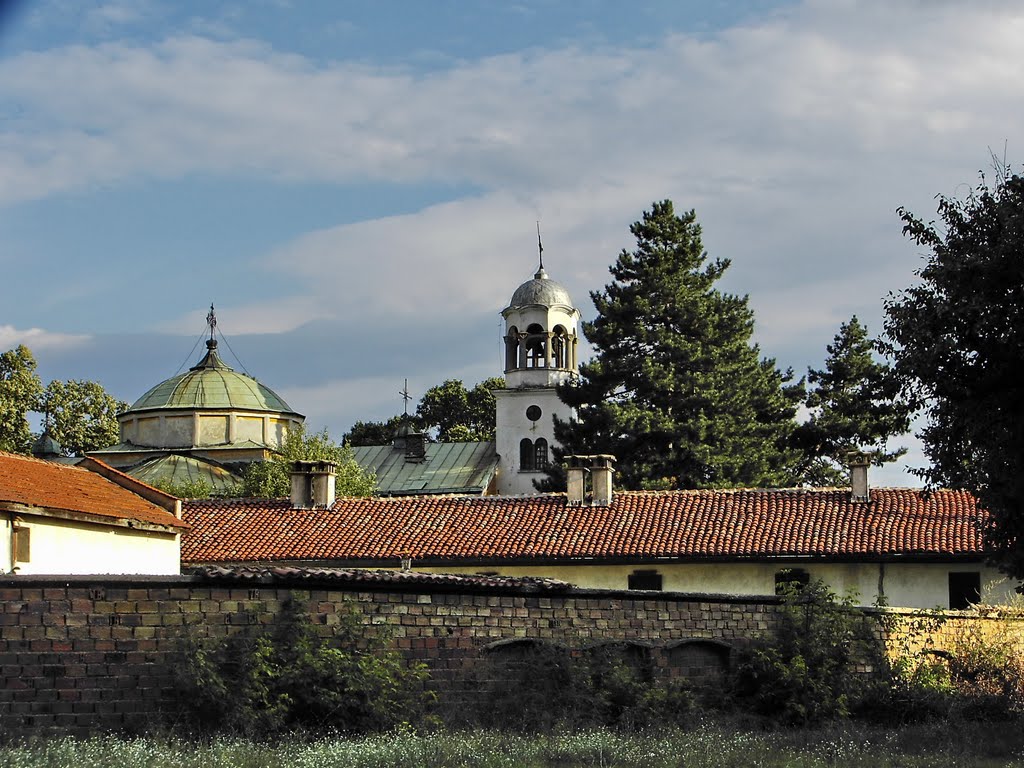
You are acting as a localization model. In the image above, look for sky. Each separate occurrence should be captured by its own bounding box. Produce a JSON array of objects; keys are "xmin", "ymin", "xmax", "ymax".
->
[{"xmin": 2, "ymin": 0, "xmax": 1022, "ymax": 487}]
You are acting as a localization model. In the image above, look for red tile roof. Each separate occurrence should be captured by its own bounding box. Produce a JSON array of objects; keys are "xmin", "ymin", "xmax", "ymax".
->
[
  {"xmin": 0, "ymin": 451, "xmax": 187, "ymax": 530},
  {"xmin": 181, "ymin": 488, "xmax": 985, "ymax": 565}
]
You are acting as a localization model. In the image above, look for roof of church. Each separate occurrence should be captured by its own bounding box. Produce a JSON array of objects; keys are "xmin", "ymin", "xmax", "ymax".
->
[
  {"xmin": 350, "ymin": 440, "xmax": 498, "ymax": 496},
  {"xmin": 506, "ymin": 267, "xmax": 575, "ymax": 311},
  {"xmin": 126, "ymin": 340, "xmax": 300, "ymax": 416},
  {"xmin": 181, "ymin": 487, "xmax": 985, "ymax": 566},
  {"xmin": 129, "ymin": 453, "xmax": 243, "ymax": 494},
  {"xmin": 0, "ymin": 450, "xmax": 187, "ymax": 530}
]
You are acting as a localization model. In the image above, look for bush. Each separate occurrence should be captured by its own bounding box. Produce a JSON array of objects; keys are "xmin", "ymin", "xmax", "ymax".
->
[
  {"xmin": 175, "ymin": 595, "xmax": 433, "ymax": 737},
  {"xmin": 732, "ymin": 580, "xmax": 886, "ymax": 724}
]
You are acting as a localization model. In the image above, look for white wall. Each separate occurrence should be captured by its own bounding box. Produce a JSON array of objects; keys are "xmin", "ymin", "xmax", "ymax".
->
[
  {"xmin": 3, "ymin": 515, "xmax": 180, "ymax": 576},
  {"xmin": 411, "ymin": 560, "xmax": 1011, "ymax": 610}
]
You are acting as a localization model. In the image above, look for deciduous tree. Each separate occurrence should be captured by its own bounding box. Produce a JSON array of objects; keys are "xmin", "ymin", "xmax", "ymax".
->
[
  {"xmin": 41, "ymin": 379, "xmax": 127, "ymax": 456},
  {"xmin": 0, "ymin": 345, "xmax": 43, "ymax": 454},
  {"xmin": 882, "ymin": 169, "xmax": 1024, "ymax": 577},
  {"xmin": 414, "ymin": 377, "xmax": 503, "ymax": 442},
  {"xmin": 554, "ymin": 200, "xmax": 803, "ymax": 490},
  {"xmin": 792, "ymin": 316, "xmax": 910, "ymax": 486}
]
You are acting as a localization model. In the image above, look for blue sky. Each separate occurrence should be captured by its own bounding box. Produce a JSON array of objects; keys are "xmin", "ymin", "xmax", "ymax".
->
[{"xmin": 2, "ymin": 0, "xmax": 1023, "ymax": 486}]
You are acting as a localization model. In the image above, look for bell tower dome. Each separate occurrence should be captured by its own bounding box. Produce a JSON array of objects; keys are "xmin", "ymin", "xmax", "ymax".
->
[{"xmin": 495, "ymin": 249, "xmax": 581, "ymax": 495}]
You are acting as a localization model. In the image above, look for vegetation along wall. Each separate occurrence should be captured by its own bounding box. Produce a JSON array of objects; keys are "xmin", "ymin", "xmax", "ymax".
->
[{"xmin": 2, "ymin": 568, "xmax": 1015, "ymax": 737}]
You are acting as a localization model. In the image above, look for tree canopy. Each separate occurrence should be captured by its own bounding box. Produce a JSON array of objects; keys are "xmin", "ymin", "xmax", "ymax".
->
[
  {"xmin": 0, "ymin": 345, "xmax": 43, "ymax": 454},
  {"xmin": 882, "ymin": 170, "xmax": 1024, "ymax": 577},
  {"xmin": 344, "ymin": 377, "xmax": 503, "ymax": 445},
  {"xmin": 553, "ymin": 200, "xmax": 804, "ymax": 490},
  {"xmin": 0, "ymin": 345, "xmax": 125, "ymax": 456},
  {"xmin": 792, "ymin": 316, "xmax": 910, "ymax": 486},
  {"xmin": 241, "ymin": 424, "xmax": 375, "ymax": 498}
]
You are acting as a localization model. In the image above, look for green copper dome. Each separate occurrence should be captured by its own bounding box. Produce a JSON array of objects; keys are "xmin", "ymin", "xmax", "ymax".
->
[{"xmin": 127, "ymin": 340, "xmax": 298, "ymax": 415}]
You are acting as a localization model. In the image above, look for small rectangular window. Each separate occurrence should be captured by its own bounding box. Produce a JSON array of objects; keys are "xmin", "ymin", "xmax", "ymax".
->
[
  {"xmin": 628, "ymin": 569, "xmax": 663, "ymax": 591},
  {"xmin": 949, "ymin": 571, "xmax": 981, "ymax": 609},
  {"xmin": 12, "ymin": 526, "xmax": 30, "ymax": 563},
  {"xmin": 775, "ymin": 567, "xmax": 810, "ymax": 595}
]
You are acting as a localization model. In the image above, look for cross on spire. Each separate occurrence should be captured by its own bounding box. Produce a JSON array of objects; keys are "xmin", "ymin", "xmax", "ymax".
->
[
  {"xmin": 399, "ymin": 378, "xmax": 413, "ymax": 417},
  {"xmin": 536, "ymin": 221, "xmax": 544, "ymax": 271}
]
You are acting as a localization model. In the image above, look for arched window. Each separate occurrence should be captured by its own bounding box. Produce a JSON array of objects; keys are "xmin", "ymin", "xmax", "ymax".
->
[
  {"xmin": 533, "ymin": 438, "xmax": 548, "ymax": 470},
  {"xmin": 520, "ymin": 438, "xmax": 534, "ymax": 471},
  {"xmin": 552, "ymin": 326, "xmax": 568, "ymax": 369},
  {"xmin": 505, "ymin": 326, "xmax": 520, "ymax": 371},
  {"xmin": 525, "ymin": 323, "xmax": 547, "ymax": 368}
]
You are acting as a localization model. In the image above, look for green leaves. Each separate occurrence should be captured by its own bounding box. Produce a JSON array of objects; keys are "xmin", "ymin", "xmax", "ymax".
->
[
  {"xmin": 883, "ymin": 170, "xmax": 1024, "ymax": 578},
  {"xmin": 554, "ymin": 200, "xmax": 802, "ymax": 490},
  {"xmin": 0, "ymin": 345, "xmax": 43, "ymax": 454}
]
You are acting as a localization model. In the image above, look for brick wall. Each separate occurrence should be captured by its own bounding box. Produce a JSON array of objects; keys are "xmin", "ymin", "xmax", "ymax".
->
[{"xmin": 1, "ymin": 570, "xmax": 789, "ymax": 737}]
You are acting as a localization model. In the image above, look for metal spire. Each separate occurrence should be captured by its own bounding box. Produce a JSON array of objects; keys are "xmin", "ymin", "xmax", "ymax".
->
[
  {"xmin": 206, "ymin": 303, "xmax": 217, "ymax": 342},
  {"xmin": 536, "ymin": 221, "xmax": 544, "ymax": 271},
  {"xmin": 399, "ymin": 378, "xmax": 413, "ymax": 417}
]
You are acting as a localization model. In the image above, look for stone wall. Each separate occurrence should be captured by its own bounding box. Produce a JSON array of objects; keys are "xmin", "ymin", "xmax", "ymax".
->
[{"xmin": 0, "ymin": 569, "xmax": 783, "ymax": 737}]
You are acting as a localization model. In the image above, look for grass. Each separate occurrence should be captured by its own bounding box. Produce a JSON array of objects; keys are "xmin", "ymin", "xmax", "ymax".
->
[{"xmin": 2, "ymin": 722, "xmax": 1024, "ymax": 768}]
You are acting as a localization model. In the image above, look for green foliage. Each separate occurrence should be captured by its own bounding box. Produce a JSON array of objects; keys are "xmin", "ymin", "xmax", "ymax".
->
[
  {"xmin": 733, "ymin": 580, "xmax": 885, "ymax": 725},
  {"xmin": 41, "ymin": 378, "xmax": 127, "ymax": 456},
  {"xmin": 1, "ymin": 344, "xmax": 125, "ymax": 456},
  {"xmin": 0, "ymin": 345, "xmax": 44, "ymax": 453},
  {"xmin": 792, "ymin": 316, "xmax": 910, "ymax": 486},
  {"xmin": 240, "ymin": 425, "xmax": 375, "ymax": 498},
  {"xmin": 475, "ymin": 641, "xmax": 692, "ymax": 732},
  {"xmin": 149, "ymin": 478, "xmax": 218, "ymax": 499},
  {"xmin": 344, "ymin": 416, "xmax": 410, "ymax": 446},
  {"xmin": 176, "ymin": 596, "xmax": 432, "ymax": 737},
  {"xmin": 552, "ymin": 200, "xmax": 804, "ymax": 490},
  {"xmin": 882, "ymin": 169, "xmax": 1024, "ymax": 577},
  {"xmin": 416, "ymin": 377, "xmax": 503, "ymax": 442}
]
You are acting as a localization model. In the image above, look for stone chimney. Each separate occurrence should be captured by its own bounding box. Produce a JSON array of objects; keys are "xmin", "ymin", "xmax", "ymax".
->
[
  {"xmin": 566, "ymin": 455, "xmax": 589, "ymax": 507},
  {"xmin": 847, "ymin": 450, "xmax": 870, "ymax": 503},
  {"xmin": 565, "ymin": 454, "xmax": 616, "ymax": 507},
  {"xmin": 404, "ymin": 431, "xmax": 428, "ymax": 463},
  {"xmin": 290, "ymin": 460, "xmax": 337, "ymax": 509},
  {"xmin": 590, "ymin": 454, "xmax": 615, "ymax": 507}
]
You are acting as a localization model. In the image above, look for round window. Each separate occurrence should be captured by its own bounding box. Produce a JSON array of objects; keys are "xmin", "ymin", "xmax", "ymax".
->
[{"xmin": 526, "ymin": 405, "xmax": 542, "ymax": 422}]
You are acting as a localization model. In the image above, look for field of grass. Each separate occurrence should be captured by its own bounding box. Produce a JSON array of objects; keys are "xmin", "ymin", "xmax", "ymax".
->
[{"xmin": 2, "ymin": 722, "xmax": 1024, "ymax": 768}]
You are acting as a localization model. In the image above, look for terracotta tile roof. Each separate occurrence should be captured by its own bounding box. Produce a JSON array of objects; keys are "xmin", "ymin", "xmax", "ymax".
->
[
  {"xmin": 188, "ymin": 565, "xmax": 571, "ymax": 592},
  {"xmin": 0, "ymin": 450, "xmax": 187, "ymax": 530},
  {"xmin": 181, "ymin": 487, "xmax": 985, "ymax": 565}
]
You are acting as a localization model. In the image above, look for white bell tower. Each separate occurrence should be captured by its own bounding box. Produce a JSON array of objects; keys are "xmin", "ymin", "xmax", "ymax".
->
[{"xmin": 495, "ymin": 253, "xmax": 580, "ymax": 495}]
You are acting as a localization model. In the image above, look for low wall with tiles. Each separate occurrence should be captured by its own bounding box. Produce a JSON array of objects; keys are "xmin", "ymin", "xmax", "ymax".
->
[{"xmin": 0, "ymin": 569, "xmax": 787, "ymax": 737}]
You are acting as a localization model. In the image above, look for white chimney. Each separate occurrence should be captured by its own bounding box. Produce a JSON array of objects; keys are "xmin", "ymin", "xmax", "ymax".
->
[
  {"xmin": 590, "ymin": 454, "xmax": 615, "ymax": 507},
  {"xmin": 565, "ymin": 455, "xmax": 588, "ymax": 506},
  {"xmin": 290, "ymin": 460, "xmax": 337, "ymax": 509},
  {"xmin": 847, "ymin": 450, "xmax": 870, "ymax": 503},
  {"xmin": 565, "ymin": 455, "xmax": 616, "ymax": 507}
]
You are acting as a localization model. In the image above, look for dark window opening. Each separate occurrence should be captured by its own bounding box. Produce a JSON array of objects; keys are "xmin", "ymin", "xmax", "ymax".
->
[
  {"xmin": 775, "ymin": 567, "xmax": 810, "ymax": 595},
  {"xmin": 520, "ymin": 438, "xmax": 534, "ymax": 471},
  {"xmin": 949, "ymin": 571, "xmax": 981, "ymax": 609},
  {"xmin": 525, "ymin": 323, "xmax": 547, "ymax": 368},
  {"xmin": 505, "ymin": 327, "xmax": 520, "ymax": 371},
  {"xmin": 628, "ymin": 569, "xmax": 663, "ymax": 590}
]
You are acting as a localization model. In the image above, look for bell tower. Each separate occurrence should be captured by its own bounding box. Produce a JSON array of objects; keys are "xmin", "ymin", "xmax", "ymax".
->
[{"xmin": 495, "ymin": 241, "xmax": 580, "ymax": 495}]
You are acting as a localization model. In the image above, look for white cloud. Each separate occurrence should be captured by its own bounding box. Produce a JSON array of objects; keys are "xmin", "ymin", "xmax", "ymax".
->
[{"xmin": 0, "ymin": 325, "xmax": 90, "ymax": 351}]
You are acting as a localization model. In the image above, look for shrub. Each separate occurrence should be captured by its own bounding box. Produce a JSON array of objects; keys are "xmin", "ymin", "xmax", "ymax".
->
[
  {"xmin": 732, "ymin": 580, "xmax": 885, "ymax": 724},
  {"xmin": 175, "ymin": 595, "xmax": 433, "ymax": 737}
]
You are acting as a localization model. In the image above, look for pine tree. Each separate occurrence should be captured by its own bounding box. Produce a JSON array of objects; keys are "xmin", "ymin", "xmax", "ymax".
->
[
  {"xmin": 553, "ymin": 200, "xmax": 803, "ymax": 490},
  {"xmin": 792, "ymin": 316, "xmax": 910, "ymax": 486}
]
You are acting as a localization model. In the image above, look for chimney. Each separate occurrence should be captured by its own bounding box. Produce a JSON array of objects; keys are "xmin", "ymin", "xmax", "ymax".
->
[
  {"xmin": 565, "ymin": 455, "xmax": 616, "ymax": 507},
  {"xmin": 290, "ymin": 460, "xmax": 337, "ymax": 509},
  {"xmin": 590, "ymin": 454, "xmax": 615, "ymax": 507},
  {"xmin": 404, "ymin": 431, "xmax": 428, "ymax": 463},
  {"xmin": 565, "ymin": 455, "xmax": 588, "ymax": 506},
  {"xmin": 847, "ymin": 450, "xmax": 870, "ymax": 503}
]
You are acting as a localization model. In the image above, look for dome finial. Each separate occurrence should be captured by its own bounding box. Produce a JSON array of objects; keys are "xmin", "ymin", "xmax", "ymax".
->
[{"xmin": 206, "ymin": 303, "xmax": 218, "ymax": 349}]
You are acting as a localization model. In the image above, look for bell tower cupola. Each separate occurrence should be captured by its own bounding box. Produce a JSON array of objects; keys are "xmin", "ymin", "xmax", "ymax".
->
[{"xmin": 494, "ymin": 233, "xmax": 581, "ymax": 495}]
